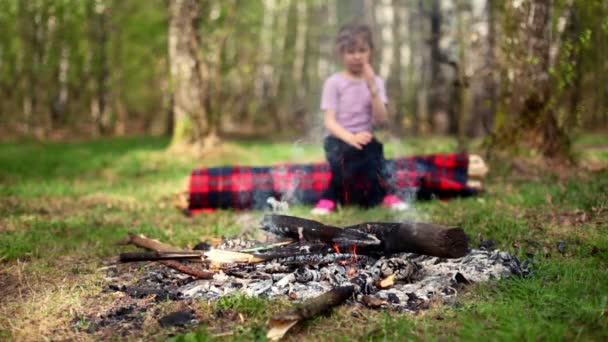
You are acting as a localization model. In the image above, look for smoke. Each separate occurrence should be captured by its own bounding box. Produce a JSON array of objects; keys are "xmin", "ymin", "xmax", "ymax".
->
[{"xmin": 382, "ymin": 134, "xmax": 423, "ymax": 223}]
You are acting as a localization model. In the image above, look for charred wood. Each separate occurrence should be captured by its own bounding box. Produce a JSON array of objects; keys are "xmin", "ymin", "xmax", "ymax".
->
[
  {"xmin": 119, "ymin": 251, "xmax": 202, "ymax": 262},
  {"xmin": 347, "ymin": 222, "xmax": 468, "ymax": 258},
  {"xmin": 261, "ymin": 215, "xmax": 380, "ymax": 247},
  {"xmin": 263, "ymin": 215, "xmax": 468, "ymax": 258}
]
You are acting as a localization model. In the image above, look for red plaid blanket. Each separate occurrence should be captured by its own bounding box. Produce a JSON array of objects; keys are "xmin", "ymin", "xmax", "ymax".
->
[{"xmin": 188, "ymin": 154, "xmax": 476, "ymax": 214}]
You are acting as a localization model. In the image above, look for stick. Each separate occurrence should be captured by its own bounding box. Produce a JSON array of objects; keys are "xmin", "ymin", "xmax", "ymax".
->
[
  {"xmin": 267, "ymin": 286, "xmax": 354, "ymax": 340},
  {"xmin": 118, "ymin": 233, "xmax": 217, "ymax": 278},
  {"xmin": 117, "ymin": 233, "xmax": 180, "ymax": 252},
  {"xmin": 119, "ymin": 251, "xmax": 203, "ymax": 262},
  {"xmin": 159, "ymin": 260, "xmax": 214, "ymax": 279}
]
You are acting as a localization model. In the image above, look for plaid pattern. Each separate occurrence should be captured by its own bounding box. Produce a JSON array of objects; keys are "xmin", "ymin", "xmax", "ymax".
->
[{"xmin": 188, "ymin": 154, "xmax": 475, "ymax": 213}]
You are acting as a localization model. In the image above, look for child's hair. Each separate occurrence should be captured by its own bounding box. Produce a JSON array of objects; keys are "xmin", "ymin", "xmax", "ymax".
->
[{"xmin": 335, "ymin": 23, "xmax": 374, "ymax": 53}]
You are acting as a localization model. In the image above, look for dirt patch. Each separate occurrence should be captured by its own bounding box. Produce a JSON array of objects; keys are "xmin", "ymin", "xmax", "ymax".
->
[{"xmin": 0, "ymin": 271, "xmax": 30, "ymax": 306}]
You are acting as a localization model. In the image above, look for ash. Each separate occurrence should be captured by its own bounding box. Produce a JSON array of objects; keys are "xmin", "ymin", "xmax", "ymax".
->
[{"xmin": 105, "ymin": 241, "xmax": 529, "ymax": 312}]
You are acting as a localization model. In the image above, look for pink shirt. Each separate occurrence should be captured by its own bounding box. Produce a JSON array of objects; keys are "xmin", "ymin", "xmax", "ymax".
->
[{"xmin": 320, "ymin": 72, "xmax": 388, "ymax": 133}]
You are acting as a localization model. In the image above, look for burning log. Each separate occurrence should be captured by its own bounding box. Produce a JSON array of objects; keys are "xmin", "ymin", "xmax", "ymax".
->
[
  {"xmin": 261, "ymin": 215, "xmax": 380, "ymax": 248},
  {"xmin": 262, "ymin": 215, "xmax": 468, "ymax": 258},
  {"xmin": 346, "ymin": 222, "xmax": 468, "ymax": 258},
  {"xmin": 267, "ymin": 285, "xmax": 354, "ymax": 341}
]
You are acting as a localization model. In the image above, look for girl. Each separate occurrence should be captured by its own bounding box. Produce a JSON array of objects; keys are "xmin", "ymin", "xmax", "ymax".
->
[{"xmin": 312, "ymin": 23, "xmax": 407, "ymax": 215}]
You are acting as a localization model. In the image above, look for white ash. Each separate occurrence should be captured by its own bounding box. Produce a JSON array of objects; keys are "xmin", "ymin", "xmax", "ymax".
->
[{"xmin": 169, "ymin": 247, "xmax": 529, "ymax": 310}]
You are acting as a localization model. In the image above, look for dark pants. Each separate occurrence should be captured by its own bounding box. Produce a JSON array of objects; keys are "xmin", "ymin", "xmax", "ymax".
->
[{"xmin": 321, "ymin": 136, "xmax": 389, "ymax": 207}]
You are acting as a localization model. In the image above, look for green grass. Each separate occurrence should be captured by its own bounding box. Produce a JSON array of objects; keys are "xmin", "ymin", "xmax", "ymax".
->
[{"xmin": 0, "ymin": 135, "xmax": 607, "ymax": 341}]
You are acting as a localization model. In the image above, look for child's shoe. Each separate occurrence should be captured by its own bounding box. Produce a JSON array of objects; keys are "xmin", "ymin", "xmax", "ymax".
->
[
  {"xmin": 311, "ymin": 199, "xmax": 336, "ymax": 215},
  {"xmin": 382, "ymin": 194, "xmax": 409, "ymax": 211}
]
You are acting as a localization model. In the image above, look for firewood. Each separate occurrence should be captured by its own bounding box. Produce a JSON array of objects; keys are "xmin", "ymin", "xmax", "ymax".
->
[
  {"xmin": 203, "ymin": 249, "xmax": 266, "ymax": 263},
  {"xmin": 118, "ymin": 233, "xmax": 265, "ymax": 264},
  {"xmin": 348, "ymin": 222, "xmax": 469, "ymax": 258},
  {"xmin": 261, "ymin": 215, "xmax": 380, "ymax": 247},
  {"xmin": 267, "ymin": 286, "xmax": 354, "ymax": 340},
  {"xmin": 468, "ymin": 154, "xmax": 489, "ymax": 178},
  {"xmin": 263, "ymin": 215, "xmax": 468, "ymax": 258},
  {"xmin": 118, "ymin": 233, "xmax": 217, "ymax": 278},
  {"xmin": 159, "ymin": 260, "xmax": 214, "ymax": 279},
  {"xmin": 117, "ymin": 232, "xmax": 180, "ymax": 252},
  {"xmin": 119, "ymin": 251, "xmax": 202, "ymax": 262}
]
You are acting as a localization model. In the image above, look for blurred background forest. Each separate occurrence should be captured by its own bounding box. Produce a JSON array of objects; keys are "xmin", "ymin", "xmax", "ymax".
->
[{"xmin": 1, "ymin": 0, "xmax": 607, "ymax": 158}]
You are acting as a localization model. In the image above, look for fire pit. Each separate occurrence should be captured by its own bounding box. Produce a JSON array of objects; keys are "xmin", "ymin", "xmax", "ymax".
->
[{"xmin": 101, "ymin": 214, "xmax": 529, "ymax": 339}]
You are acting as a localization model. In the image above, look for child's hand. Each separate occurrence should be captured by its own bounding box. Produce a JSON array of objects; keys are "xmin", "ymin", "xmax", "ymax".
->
[
  {"xmin": 362, "ymin": 63, "xmax": 376, "ymax": 82},
  {"xmin": 349, "ymin": 131, "xmax": 373, "ymax": 149}
]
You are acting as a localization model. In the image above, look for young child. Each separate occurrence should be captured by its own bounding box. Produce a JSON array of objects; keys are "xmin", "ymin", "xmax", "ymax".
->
[{"xmin": 312, "ymin": 23, "xmax": 407, "ymax": 215}]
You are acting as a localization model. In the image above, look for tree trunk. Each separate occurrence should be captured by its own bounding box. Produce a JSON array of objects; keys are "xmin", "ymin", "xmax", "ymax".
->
[
  {"xmin": 523, "ymin": 0, "xmax": 569, "ymax": 157},
  {"xmin": 168, "ymin": 0, "xmax": 209, "ymax": 149},
  {"xmin": 482, "ymin": 0, "xmax": 497, "ymax": 135},
  {"xmin": 428, "ymin": 0, "xmax": 443, "ymax": 134},
  {"xmin": 494, "ymin": 0, "xmax": 570, "ymax": 158},
  {"xmin": 388, "ymin": 0, "xmax": 405, "ymax": 134},
  {"xmin": 89, "ymin": 0, "xmax": 112, "ymax": 135},
  {"xmin": 455, "ymin": 0, "xmax": 470, "ymax": 151}
]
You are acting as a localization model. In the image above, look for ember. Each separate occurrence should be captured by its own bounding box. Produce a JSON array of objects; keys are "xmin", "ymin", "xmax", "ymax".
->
[{"xmin": 106, "ymin": 214, "xmax": 529, "ymax": 338}]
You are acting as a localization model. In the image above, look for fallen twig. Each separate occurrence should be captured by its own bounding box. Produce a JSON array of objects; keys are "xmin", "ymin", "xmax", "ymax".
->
[{"xmin": 267, "ymin": 286, "xmax": 354, "ymax": 340}]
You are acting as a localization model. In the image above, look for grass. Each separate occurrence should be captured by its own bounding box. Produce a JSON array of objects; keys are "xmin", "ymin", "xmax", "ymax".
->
[{"xmin": 0, "ymin": 135, "xmax": 607, "ymax": 341}]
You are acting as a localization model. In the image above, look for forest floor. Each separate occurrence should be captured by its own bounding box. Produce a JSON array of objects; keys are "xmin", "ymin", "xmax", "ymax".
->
[{"xmin": 0, "ymin": 134, "xmax": 607, "ymax": 341}]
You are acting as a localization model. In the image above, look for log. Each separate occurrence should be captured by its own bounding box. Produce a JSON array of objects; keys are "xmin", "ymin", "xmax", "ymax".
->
[
  {"xmin": 468, "ymin": 154, "xmax": 489, "ymax": 178},
  {"xmin": 262, "ymin": 215, "xmax": 468, "ymax": 258},
  {"xmin": 347, "ymin": 222, "xmax": 469, "ymax": 258},
  {"xmin": 267, "ymin": 286, "xmax": 354, "ymax": 341},
  {"xmin": 261, "ymin": 215, "xmax": 380, "ymax": 247}
]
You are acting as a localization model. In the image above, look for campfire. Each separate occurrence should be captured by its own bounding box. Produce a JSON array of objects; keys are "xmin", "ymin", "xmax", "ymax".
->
[{"xmin": 103, "ymin": 214, "xmax": 529, "ymax": 339}]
